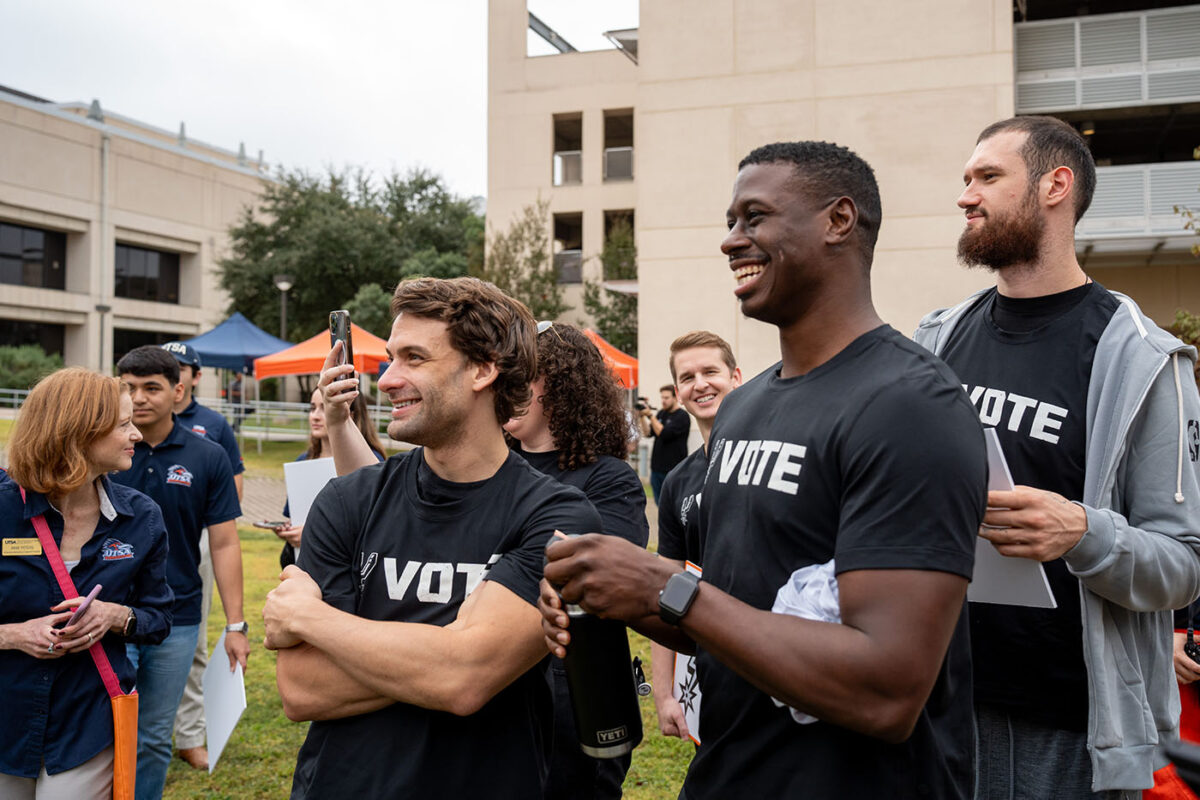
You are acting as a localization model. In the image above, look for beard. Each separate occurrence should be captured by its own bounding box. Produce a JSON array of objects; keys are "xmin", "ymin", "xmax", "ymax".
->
[{"xmin": 957, "ymin": 195, "xmax": 1045, "ymax": 271}]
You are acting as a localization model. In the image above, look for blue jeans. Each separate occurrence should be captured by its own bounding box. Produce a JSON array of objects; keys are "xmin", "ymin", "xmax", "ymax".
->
[
  {"xmin": 127, "ymin": 624, "xmax": 200, "ymax": 800},
  {"xmin": 650, "ymin": 471, "xmax": 668, "ymax": 505}
]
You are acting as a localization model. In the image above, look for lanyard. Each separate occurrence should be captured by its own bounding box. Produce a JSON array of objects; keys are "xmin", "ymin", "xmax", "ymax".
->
[{"xmin": 19, "ymin": 486, "xmax": 125, "ymax": 700}]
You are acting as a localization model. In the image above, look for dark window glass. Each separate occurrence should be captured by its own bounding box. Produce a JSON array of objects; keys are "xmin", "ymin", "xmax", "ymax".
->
[
  {"xmin": 113, "ymin": 328, "xmax": 176, "ymax": 365},
  {"xmin": 0, "ymin": 319, "xmax": 65, "ymax": 356},
  {"xmin": 0, "ymin": 221, "xmax": 67, "ymax": 290},
  {"xmin": 115, "ymin": 244, "xmax": 180, "ymax": 303}
]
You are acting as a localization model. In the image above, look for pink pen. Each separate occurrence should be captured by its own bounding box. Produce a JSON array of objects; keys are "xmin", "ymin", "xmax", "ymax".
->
[{"xmin": 64, "ymin": 583, "xmax": 103, "ymax": 628}]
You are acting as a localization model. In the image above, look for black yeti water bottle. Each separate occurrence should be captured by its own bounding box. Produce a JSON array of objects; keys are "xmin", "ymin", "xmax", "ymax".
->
[{"xmin": 545, "ymin": 536, "xmax": 644, "ymax": 759}]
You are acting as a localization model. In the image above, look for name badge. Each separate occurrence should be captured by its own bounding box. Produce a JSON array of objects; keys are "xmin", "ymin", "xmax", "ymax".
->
[{"xmin": 3, "ymin": 538, "xmax": 43, "ymax": 556}]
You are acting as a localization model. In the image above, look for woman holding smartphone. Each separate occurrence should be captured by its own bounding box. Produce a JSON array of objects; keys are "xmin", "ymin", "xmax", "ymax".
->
[
  {"xmin": 0, "ymin": 368, "xmax": 172, "ymax": 799},
  {"xmin": 276, "ymin": 387, "xmax": 385, "ymax": 568}
]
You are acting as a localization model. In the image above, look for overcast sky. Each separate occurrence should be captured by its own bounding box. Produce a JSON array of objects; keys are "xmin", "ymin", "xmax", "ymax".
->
[{"xmin": 1, "ymin": 0, "xmax": 637, "ymax": 200}]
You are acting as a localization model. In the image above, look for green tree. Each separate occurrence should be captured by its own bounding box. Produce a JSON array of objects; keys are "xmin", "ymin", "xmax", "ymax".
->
[
  {"xmin": 0, "ymin": 345, "xmax": 63, "ymax": 389},
  {"xmin": 1170, "ymin": 309, "xmax": 1200, "ymax": 384},
  {"xmin": 343, "ymin": 283, "xmax": 393, "ymax": 339},
  {"xmin": 218, "ymin": 167, "xmax": 481, "ymax": 340},
  {"xmin": 1175, "ymin": 145, "xmax": 1200, "ymax": 258},
  {"xmin": 473, "ymin": 199, "xmax": 570, "ymax": 320},
  {"xmin": 581, "ymin": 216, "xmax": 638, "ymax": 356}
]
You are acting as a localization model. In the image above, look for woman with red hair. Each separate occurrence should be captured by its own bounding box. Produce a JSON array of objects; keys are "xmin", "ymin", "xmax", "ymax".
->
[{"xmin": 0, "ymin": 368, "xmax": 172, "ymax": 799}]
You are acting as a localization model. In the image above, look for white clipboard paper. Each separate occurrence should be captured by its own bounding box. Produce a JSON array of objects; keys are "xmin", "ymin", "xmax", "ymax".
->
[
  {"xmin": 967, "ymin": 428, "xmax": 1058, "ymax": 609},
  {"xmin": 203, "ymin": 631, "xmax": 247, "ymax": 773},
  {"xmin": 283, "ymin": 457, "xmax": 337, "ymax": 529}
]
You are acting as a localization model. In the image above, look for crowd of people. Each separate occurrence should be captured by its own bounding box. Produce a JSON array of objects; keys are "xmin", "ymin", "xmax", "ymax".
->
[{"xmin": 4, "ymin": 114, "xmax": 1200, "ymax": 800}]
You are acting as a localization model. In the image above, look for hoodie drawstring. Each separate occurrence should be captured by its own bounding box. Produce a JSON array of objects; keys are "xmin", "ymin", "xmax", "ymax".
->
[{"xmin": 1174, "ymin": 352, "xmax": 1186, "ymax": 504}]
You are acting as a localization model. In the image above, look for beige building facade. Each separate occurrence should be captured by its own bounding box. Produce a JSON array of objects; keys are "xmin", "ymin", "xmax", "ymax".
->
[
  {"xmin": 0, "ymin": 86, "xmax": 265, "ymax": 393},
  {"xmin": 488, "ymin": 0, "xmax": 1200, "ymax": 392}
]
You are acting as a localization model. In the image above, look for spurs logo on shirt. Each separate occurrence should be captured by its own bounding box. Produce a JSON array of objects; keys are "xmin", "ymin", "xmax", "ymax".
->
[
  {"xmin": 680, "ymin": 494, "xmax": 695, "ymax": 527},
  {"xmin": 712, "ymin": 438, "xmax": 807, "ymax": 496},
  {"xmin": 961, "ymin": 384, "xmax": 1068, "ymax": 444},
  {"xmin": 369, "ymin": 552, "xmax": 503, "ymax": 603}
]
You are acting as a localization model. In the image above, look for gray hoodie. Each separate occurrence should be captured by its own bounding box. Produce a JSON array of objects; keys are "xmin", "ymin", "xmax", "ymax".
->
[{"xmin": 914, "ymin": 288, "xmax": 1200, "ymax": 792}]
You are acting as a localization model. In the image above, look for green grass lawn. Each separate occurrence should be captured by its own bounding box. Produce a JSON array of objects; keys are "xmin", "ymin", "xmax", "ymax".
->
[
  {"xmin": 163, "ymin": 536, "xmax": 691, "ymax": 799},
  {"xmin": 0, "ymin": 415, "xmax": 685, "ymax": 797}
]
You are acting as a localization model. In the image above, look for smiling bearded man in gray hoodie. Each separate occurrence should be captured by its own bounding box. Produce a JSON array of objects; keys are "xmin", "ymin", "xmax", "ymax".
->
[{"xmin": 915, "ymin": 115, "xmax": 1200, "ymax": 798}]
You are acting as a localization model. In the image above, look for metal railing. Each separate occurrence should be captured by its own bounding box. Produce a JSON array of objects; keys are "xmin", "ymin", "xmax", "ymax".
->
[
  {"xmin": 604, "ymin": 146, "xmax": 634, "ymax": 181},
  {"xmin": 1014, "ymin": 5, "xmax": 1200, "ymax": 113},
  {"xmin": 0, "ymin": 388, "xmax": 30, "ymax": 412},
  {"xmin": 1077, "ymin": 160, "xmax": 1200, "ymax": 239}
]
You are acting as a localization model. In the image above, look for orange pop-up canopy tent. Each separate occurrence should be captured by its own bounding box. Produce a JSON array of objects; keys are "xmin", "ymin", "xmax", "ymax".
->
[
  {"xmin": 583, "ymin": 329, "xmax": 638, "ymax": 390},
  {"xmin": 253, "ymin": 323, "xmax": 389, "ymax": 379}
]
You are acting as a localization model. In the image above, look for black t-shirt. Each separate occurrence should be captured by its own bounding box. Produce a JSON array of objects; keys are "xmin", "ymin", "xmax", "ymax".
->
[
  {"xmin": 290, "ymin": 449, "xmax": 602, "ymax": 800},
  {"xmin": 938, "ymin": 281, "xmax": 1118, "ymax": 731},
  {"xmin": 656, "ymin": 446, "xmax": 708, "ymax": 564},
  {"xmin": 515, "ymin": 449, "xmax": 649, "ymax": 548},
  {"xmin": 650, "ymin": 407, "xmax": 691, "ymax": 473},
  {"xmin": 684, "ymin": 326, "xmax": 987, "ymax": 800}
]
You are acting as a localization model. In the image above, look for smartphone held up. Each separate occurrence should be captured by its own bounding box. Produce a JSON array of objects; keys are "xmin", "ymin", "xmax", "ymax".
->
[{"xmin": 329, "ymin": 309, "xmax": 356, "ymax": 391}]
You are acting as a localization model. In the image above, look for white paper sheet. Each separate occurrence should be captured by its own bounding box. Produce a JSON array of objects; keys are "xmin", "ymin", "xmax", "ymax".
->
[
  {"xmin": 203, "ymin": 631, "xmax": 247, "ymax": 773},
  {"xmin": 672, "ymin": 561, "xmax": 703, "ymax": 744},
  {"xmin": 283, "ymin": 457, "xmax": 337, "ymax": 529},
  {"xmin": 967, "ymin": 428, "xmax": 1058, "ymax": 609}
]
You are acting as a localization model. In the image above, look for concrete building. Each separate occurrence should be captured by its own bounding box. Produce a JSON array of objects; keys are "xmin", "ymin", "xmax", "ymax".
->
[
  {"xmin": 488, "ymin": 0, "xmax": 1200, "ymax": 391},
  {"xmin": 0, "ymin": 85, "xmax": 266, "ymax": 392}
]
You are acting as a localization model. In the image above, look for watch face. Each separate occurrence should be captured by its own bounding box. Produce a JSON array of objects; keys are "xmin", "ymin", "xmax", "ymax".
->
[
  {"xmin": 661, "ymin": 577, "xmax": 693, "ymax": 611},
  {"xmin": 661, "ymin": 572, "xmax": 699, "ymax": 617}
]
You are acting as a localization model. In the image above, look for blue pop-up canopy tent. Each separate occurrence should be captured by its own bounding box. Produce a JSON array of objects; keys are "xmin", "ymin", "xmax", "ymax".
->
[{"xmin": 180, "ymin": 312, "xmax": 292, "ymax": 374}]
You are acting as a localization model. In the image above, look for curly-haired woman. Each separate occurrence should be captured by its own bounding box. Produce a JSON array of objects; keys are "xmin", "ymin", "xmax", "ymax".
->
[{"xmin": 503, "ymin": 320, "xmax": 649, "ymax": 800}]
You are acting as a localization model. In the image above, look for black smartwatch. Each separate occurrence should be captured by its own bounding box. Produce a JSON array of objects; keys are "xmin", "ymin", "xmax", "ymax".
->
[{"xmin": 658, "ymin": 571, "xmax": 701, "ymax": 626}]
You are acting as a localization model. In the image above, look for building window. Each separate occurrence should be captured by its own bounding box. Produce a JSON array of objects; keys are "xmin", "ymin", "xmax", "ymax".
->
[
  {"xmin": 553, "ymin": 113, "xmax": 583, "ymax": 186},
  {"xmin": 0, "ymin": 221, "xmax": 66, "ymax": 290},
  {"xmin": 604, "ymin": 109, "xmax": 633, "ymax": 181},
  {"xmin": 115, "ymin": 244, "xmax": 180, "ymax": 304},
  {"xmin": 0, "ymin": 318, "xmax": 65, "ymax": 356},
  {"xmin": 113, "ymin": 328, "xmax": 177, "ymax": 365},
  {"xmin": 553, "ymin": 213, "xmax": 583, "ymax": 283}
]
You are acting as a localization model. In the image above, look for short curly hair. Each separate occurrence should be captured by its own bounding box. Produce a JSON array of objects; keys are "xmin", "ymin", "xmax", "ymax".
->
[
  {"xmin": 536, "ymin": 323, "xmax": 630, "ymax": 471},
  {"xmin": 391, "ymin": 276, "xmax": 536, "ymax": 425}
]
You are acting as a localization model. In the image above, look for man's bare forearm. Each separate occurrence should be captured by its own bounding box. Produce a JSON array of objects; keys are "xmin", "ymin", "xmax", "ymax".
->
[
  {"xmin": 276, "ymin": 643, "xmax": 392, "ymax": 721},
  {"xmin": 209, "ymin": 521, "xmax": 245, "ymax": 623},
  {"xmin": 327, "ymin": 417, "xmax": 378, "ymax": 475},
  {"xmin": 678, "ymin": 570, "xmax": 967, "ymax": 743},
  {"xmin": 293, "ymin": 583, "xmax": 546, "ymax": 716}
]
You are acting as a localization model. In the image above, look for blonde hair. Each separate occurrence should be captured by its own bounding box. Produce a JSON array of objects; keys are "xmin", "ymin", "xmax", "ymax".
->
[{"xmin": 8, "ymin": 367, "xmax": 127, "ymax": 497}]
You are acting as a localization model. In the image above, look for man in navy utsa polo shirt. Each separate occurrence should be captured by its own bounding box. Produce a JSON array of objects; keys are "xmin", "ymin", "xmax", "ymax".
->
[
  {"xmin": 112, "ymin": 346, "xmax": 249, "ymax": 800},
  {"xmin": 160, "ymin": 341, "xmax": 245, "ymax": 771}
]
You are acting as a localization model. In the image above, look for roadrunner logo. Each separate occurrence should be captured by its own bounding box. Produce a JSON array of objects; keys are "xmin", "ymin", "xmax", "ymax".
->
[
  {"xmin": 166, "ymin": 465, "xmax": 194, "ymax": 486},
  {"xmin": 101, "ymin": 538, "xmax": 135, "ymax": 561}
]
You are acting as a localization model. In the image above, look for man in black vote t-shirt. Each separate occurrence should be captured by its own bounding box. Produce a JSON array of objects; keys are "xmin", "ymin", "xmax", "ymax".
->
[
  {"xmin": 540, "ymin": 141, "xmax": 988, "ymax": 799},
  {"xmin": 916, "ymin": 116, "xmax": 1200, "ymax": 796},
  {"xmin": 262, "ymin": 278, "xmax": 601, "ymax": 799}
]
